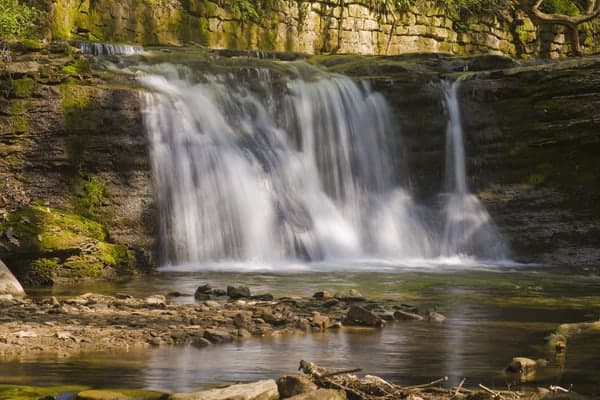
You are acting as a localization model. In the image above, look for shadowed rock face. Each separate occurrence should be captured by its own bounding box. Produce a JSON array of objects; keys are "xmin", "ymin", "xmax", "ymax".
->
[{"xmin": 0, "ymin": 48, "xmax": 155, "ymax": 284}]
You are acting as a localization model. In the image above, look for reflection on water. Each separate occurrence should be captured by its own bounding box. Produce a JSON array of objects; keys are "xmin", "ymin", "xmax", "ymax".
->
[{"xmin": 19, "ymin": 263, "xmax": 600, "ymax": 395}]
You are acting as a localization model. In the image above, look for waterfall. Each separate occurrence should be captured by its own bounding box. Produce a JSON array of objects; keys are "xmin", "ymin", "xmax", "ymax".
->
[
  {"xmin": 139, "ymin": 64, "xmax": 434, "ymax": 265},
  {"xmin": 76, "ymin": 41, "xmax": 145, "ymax": 56},
  {"xmin": 440, "ymin": 80, "xmax": 508, "ymax": 259}
]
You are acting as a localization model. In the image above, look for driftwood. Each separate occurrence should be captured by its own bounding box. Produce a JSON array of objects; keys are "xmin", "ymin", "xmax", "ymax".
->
[
  {"xmin": 298, "ymin": 360, "xmax": 466, "ymax": 400},
  {"xmin": 297, "ymin": 360, "xmax": 572, "ymax": 400}
]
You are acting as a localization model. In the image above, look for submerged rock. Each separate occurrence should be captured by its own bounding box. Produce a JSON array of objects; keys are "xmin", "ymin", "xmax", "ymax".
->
[
  {"xmin": 0, "ymin": 258, "xmax": 25, "ymax": 297},
  {"xmin": 343, "ymin": 306, "xmax": 385, "ymax": 327},
  {"xmin": 170, "ymin": 379, "xmax": 278, "ymax": 400}
]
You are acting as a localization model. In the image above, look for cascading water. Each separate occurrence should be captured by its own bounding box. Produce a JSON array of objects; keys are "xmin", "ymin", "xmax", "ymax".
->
[
  {"xmin": 440, "ymin": 80, "xmax": 508, "ymax": 259},
  {"xmin": 76, "ymin": 41, "xmax": 145, "ymax": 56},
  {"xmin": 140, "ymin": 63, "xmax": 434, "ymax": 265},
  {"xmin": 134, "ymin": 56, "xmax": 508, "ymax": 266}
]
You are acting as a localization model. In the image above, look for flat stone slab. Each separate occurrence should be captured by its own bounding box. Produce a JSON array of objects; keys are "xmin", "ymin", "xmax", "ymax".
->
[{"xmin": 170, "ymin": 379, "xmax": 278, "ymax": 400}]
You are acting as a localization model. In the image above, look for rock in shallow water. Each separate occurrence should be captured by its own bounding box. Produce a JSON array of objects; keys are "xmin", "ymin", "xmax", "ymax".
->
[
  {"xmin": 169, "ymin": 379, "xmax": 278, "ymax": 400},
  {"xmin": 227, "ymin": 285, "xmax": 251, "ymax": 299},
  {"xmin": 394, "ymin": 310, "xmax": 424, "ymax": 321},
  {"xmin": 343, "ymin": 306, "xmax": 385, "ymax": 327}
]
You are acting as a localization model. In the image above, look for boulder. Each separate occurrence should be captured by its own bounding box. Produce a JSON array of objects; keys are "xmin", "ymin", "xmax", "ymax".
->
[
  {"xmin": 276, "ymin": 375, "xmax": 318, "ymax": 398},
  {"xmin": 227, "ymin": 285, "xmax": 251, "ymax": 299},
  {"xmin": 0, "ymin": 258, "xmax": 25, "ymax": 297},
  {"xmin": 343, "ymin": 306, "xmax": 385, "ymax": 327},
  {"xmin": 170, "ymin": 379, "xmax": 279, "ymax": 400},
  {"xmin": 287, "ymin": 389, "xmax": 347, "ymax": 400}
]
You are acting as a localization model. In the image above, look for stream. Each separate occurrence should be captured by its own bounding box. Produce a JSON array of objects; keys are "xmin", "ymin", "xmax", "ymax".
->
[{"xmin": 17, "ymin": 261, "xmax": 600, "ymax": 395}]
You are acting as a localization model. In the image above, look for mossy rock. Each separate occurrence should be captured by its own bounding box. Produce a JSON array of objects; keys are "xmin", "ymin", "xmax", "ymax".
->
[
  {"xmin": 0, "ymin": 206, "xmax": 136, "ymax": 286},
  {"xmin": 77, "ymin": 389, "xmax": 167, "ymax": 400},
  {"xmin": 0, "ymin": 384, "xmax": 88, "ymax": 400},
  {"xmin": 10, "ymin": 77, "xmax": 37, "ymax": 98}
]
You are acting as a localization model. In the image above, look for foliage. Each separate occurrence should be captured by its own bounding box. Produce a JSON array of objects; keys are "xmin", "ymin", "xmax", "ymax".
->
[
  {"xmin": 433, "ymin": 0, "xmax": 507, "ymax": 14},
  {"xmin": 74, "ymin": 177, "xmax": 108, "ymax": 221},
  {"xmin": 231, "ymin": 0, "xmax": 261, "ymax": 21},
  {"xmin": 538, "ymin": 0, "xmax": 580, "ymax": 15},
  {"xmin": 0, "ymin": 0, "xmax": 42, "ymax": 40},
  {"xmin": 144, "ymin": 0, "xmax": 171, "ymax": 7},
  {"xmin": 367, "ymin": 0, "xmax": 507, "ymax": 14}
]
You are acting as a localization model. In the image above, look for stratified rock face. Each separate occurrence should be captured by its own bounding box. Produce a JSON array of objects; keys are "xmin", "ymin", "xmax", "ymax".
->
[
  {"xmin": 0, "ymin": 259, "xmax": 25, "ymax": 296},
  {"xmin": 50, "ymin": 0, "xmax": 600, "ymax": 58},
  {"xmin": 459, "ymin": 57, "xmax": 600, "ymax": 266},
  {"xmin": 0, "ymin": 47, "xmax": 154, "ymax": 284}
]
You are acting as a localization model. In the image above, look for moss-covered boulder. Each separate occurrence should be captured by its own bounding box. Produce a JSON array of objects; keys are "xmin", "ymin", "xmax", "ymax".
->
[{"xmin": 0, "ymin": 205, "xmax": 136, "ymax": 286}]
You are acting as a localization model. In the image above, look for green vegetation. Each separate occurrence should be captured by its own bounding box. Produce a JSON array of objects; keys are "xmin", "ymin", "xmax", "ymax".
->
[
  {"xmin": 0, "ymin": 0, "xmax": 42, "ymax": 40},
  {"xmin": 73, "ymin": 177, "xmax": 108, "ymax": 221},
  {"xmin": 0, "ymin": 384, "xmax": 88, "ymax": 400},
  {"xmin": 0, "ymin": 205, "xmax": 136, "ymax": 285},
  {"xmin": 0, "ymin": 385, "xmax": 165, "ymax": 400},
  {"xmin": 539, "ymin": 0, "xmax": 580, "ymax": 15},
  {"xmin": 10, "ymin": 77, "xmax": 35, "ymax": 98},
  {"xmin": 368, "ymin": 0, "xmax": 508, "ymax": 14}
]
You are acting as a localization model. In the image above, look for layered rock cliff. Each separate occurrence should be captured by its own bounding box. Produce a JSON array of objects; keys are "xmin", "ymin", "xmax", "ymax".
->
[{"xmin": 48, "ymin": 0, "xmax": 600, "ymax": 58}]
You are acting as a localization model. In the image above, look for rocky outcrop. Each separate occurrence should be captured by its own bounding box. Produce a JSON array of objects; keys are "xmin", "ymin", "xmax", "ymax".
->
[
  {"xmin": 0, "ymin": 45, "xmax": 153, "ymax": 284},
  {"xmin": 49, "ymin": 0, "xmax": 600, "ymax": 59}
]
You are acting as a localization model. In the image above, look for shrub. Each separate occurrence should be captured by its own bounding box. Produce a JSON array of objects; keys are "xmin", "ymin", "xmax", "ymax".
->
[{"xmin": 0, "ymin": 0, "xmax": 42, "ymax": 40}]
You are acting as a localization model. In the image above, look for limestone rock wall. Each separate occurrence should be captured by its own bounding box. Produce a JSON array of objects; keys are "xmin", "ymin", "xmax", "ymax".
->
[{"xmin": 50, "ymin": 0, "xmax": 600, "ymax": 58}]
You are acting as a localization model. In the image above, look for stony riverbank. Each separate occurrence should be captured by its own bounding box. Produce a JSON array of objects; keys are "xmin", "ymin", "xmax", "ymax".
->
[{"xmin": 0, "ymin": 285, "xmax": 430, "ymax": 358}]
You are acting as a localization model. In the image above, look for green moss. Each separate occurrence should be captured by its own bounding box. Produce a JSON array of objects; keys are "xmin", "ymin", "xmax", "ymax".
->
[
  {"xmin": 9, "ymin": 100, "xmax": 28, "ymax": 132},
  {"xmin": 11, "ymin": 77, "xmax": 36, "ymax": 98},
  {"xmin": 0, "ymin": 205, "xmax": 107, "ymax": 252},
  {"xmin": 73, "ymin": 177, "xmax": 109, "ymax": 221},
  {"xmin": 0, "ymin": 384, "xmax": 88, "ymax": 400},
  {"xmin": 77, "ymin": 388, "xmax": 166, "ymax": 400},
  {"xmin": 62, "ymin": 58, "xmax": 91, "ymax": 75}
]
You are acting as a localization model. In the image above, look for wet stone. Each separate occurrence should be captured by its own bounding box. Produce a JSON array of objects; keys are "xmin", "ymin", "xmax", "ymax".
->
[
  {"xmin": 394, "ymin": 310, "xmax": 424, "ymax": 321},
  {"xmin": 313, "ymin": 291, "xmax": 333, "ymax": 300},
  {"xmin": 343, "ymin": 305, "xmax": 385, "ymax": 327},
  {"xmin": 428, "ymin": 311, "xmax": 447, "ymax": 322},
  {"xmin": 227, "ymin": 286, "xmax": 251, "ymax": 299}
]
